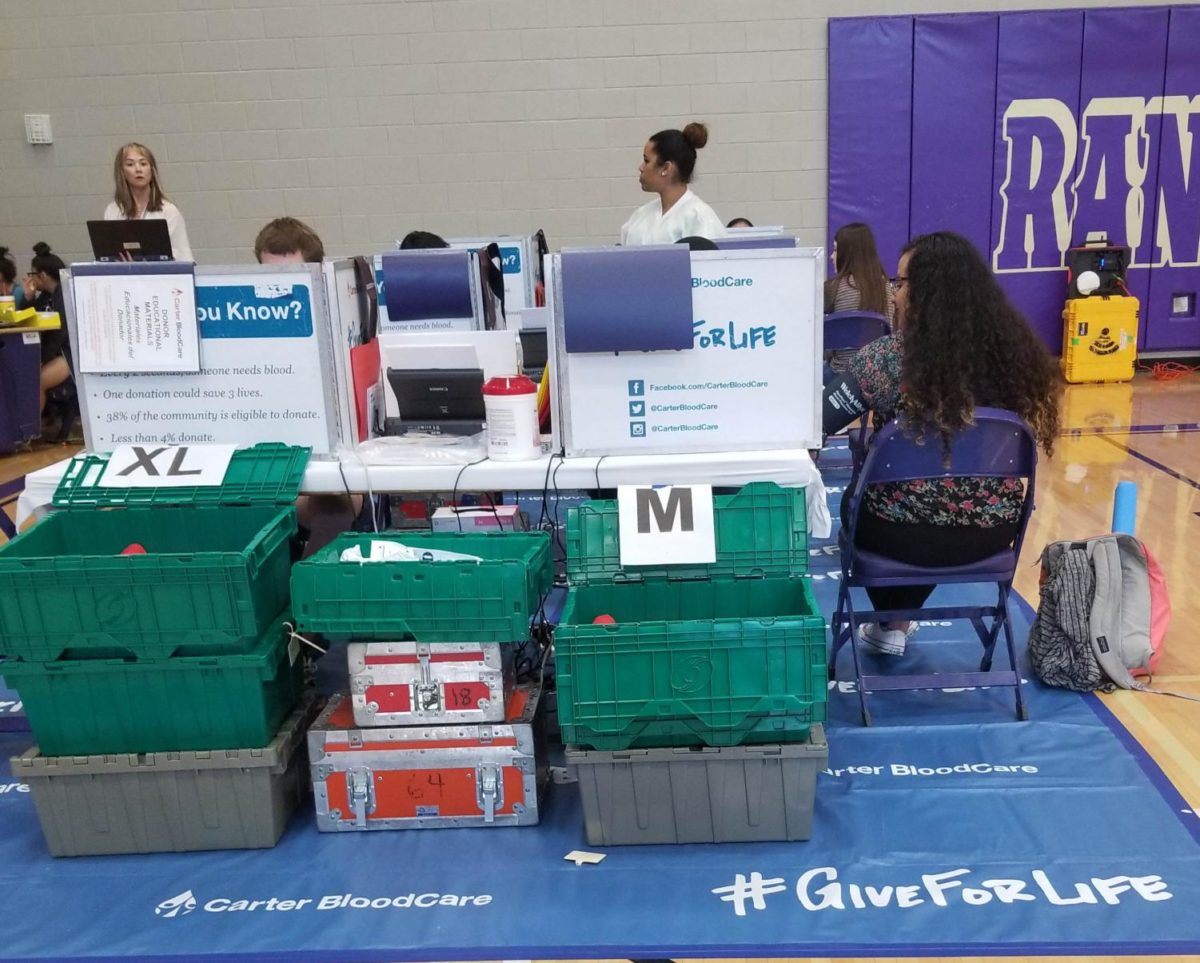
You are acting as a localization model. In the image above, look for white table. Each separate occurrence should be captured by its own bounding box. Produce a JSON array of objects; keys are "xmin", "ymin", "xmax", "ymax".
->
[{"xmin": 16, "ymin": 448, "xmax": 831, "ymax": 538}]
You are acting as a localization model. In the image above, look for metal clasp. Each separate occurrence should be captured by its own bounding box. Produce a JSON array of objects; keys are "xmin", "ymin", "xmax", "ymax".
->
[
  {"xmin": 414, "ymin": 644, "xmax": 441, "ymax": 714},
  {"xmin": 348, "ymin": 768, "xmax": 376, "ymax": 828},
  {"xmin": 476, "ymin": 765, "xmax": 503, "ymax": 823}
]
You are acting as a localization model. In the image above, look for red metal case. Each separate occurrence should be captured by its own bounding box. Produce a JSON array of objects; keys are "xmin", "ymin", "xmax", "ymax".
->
[
  {"xmin": 308, "ymin": 683, "xmax": 545, "ymax": 831},
  {"xmin": 347, "ymin": 641, "xmax": 513, "ymax": 726}
]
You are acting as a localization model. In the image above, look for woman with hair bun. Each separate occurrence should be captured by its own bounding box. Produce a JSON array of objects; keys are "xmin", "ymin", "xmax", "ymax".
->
[{"xmin": 620, "ymin": 121, "xmax": 724, "ymax": 245}]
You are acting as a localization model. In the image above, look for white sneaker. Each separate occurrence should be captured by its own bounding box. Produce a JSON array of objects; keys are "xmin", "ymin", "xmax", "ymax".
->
[{"xmin": 858, "ymin": 621, "xmax": 916, "ymax": 656}]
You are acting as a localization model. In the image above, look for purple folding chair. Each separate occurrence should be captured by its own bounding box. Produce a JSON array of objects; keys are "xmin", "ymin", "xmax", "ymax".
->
[
  {"xmin": 823, "ymin": 309, "xmax": 890, "ymax": 352},
  {"xmin": 829, "ymin": 408, "xmax": 1038, "ymax": 725},
  {"xmin": 823, "ymin": 310, "xmax": 890, "ymax": 467}
]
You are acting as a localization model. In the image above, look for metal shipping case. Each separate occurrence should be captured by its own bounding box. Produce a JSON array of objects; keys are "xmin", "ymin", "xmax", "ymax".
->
[
  {"xmin": 309, "ymin": 683, "xmax": 545, "ymax": 832},
  {"xmin": 348, "ymin": 640, "xmax": 514, "ymax": 726}
]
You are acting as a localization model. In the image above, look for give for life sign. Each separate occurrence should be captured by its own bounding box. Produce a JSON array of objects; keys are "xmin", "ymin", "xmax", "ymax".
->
[
  {"xmin": 557, "ymin": 248, "xmax": 823, "ymax": 457},
  {"xmin": 617, "ymin": 484, "xmax": 716, "ymax": 566}
]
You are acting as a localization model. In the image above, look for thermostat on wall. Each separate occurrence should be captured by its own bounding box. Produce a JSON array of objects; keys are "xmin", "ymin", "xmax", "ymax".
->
[{"xmin": 24, "ymin": 114, "xmax": 52, "ymax": 145}]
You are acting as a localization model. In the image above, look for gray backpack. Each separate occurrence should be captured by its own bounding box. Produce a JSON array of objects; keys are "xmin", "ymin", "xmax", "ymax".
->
[{"xmin": 1029, "ymin": 533, "xmax": 1182, "ymax": 697}]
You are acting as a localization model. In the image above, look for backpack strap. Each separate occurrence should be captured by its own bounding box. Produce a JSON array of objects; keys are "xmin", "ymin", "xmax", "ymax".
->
[{"xmin": 1087, "ymin": 535, "xmax": 1144, "ymax": 691}]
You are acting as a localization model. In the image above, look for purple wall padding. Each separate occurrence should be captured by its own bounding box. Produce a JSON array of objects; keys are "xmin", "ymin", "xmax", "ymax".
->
[
  {"xmin": 1077, "ymin": 7, "xmax": 1169, "ymax": 350},
  {"xmin": 829, "ymin": 6, "xmax": 1200, "ymax": 354},
  {"xmin": 1144, "ymin": 5, "xmax": 1200, "ymax": 351},
  {"xmin": 989, "ymin": 9, "xmax": 1084, "ymax": 349},
  {"xmin": 827, "ymin": 17, "xmax": 912, "ymax": 271},
  {"xmin": 910, "ymin": 14, "xmax": 998, "ymax": 257}
]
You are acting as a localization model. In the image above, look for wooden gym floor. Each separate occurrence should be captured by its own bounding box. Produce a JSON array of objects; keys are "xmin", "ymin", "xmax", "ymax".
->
[{"xmin": 1, "ymin": 373, "xmax": 1198, "ymax": 963}]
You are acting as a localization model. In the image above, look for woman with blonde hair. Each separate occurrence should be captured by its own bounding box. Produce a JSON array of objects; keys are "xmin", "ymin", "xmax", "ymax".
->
[{"xmin": 103, "ymin": 142, "xmax": 193, "ymax": 261}]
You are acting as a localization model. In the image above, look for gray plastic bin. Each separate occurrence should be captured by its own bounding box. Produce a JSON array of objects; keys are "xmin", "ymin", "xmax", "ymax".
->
[
  {"xmin": 11, "ymin": 697, "xmax": 319, "ymax": 857},
  {"xmin": 566, "ymin": 724, "xmax": 826, "ymax": 846}
]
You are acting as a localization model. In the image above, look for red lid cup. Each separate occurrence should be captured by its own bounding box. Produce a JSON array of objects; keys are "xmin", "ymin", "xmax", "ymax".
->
[{"xmin": 482, "ymin": 375, "xmax": 537, "ymax": 396}]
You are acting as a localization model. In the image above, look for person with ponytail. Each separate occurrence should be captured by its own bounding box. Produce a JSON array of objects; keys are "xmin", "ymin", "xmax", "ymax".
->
[
  {"xmin": 103, "ymin": 142, "xmax": 193, "ymax": 261},
  {"xmin": 620, "ymin": 121, "xmax": 724, "ymax": 245},
  {"xmin": 26, "ymin": 243, "xmax": 72, "ymax": 414}
]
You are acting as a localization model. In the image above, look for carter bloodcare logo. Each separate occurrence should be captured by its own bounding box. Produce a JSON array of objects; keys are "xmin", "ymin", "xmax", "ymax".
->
[
  {"xmin": 154, "ymin": 889, "xmax": 493, "ymax": 918},
  {"xmin": 155, "ymin": 891, "xmax": 197, "ymax": 918}
]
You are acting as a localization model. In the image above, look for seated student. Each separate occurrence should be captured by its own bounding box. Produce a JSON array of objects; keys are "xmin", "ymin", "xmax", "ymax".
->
[
  {"xmin": 825, "ymin": 222, "xmax": 895, "ymax": 373},
  {"xmin": 0, "ymin": 246, "xmax": 30, "ymax": 309},
  {"xmin": 822, "ymin": 231, "xmax": 1060, "ymax": 656},
  {"xmin": 726, "ymin": 217, "xmax": 754, "ymax": 229},
  {"xmin": 254, "ymin": 217, "xmax": 324, "ymax": 264},
  {"xmin": 25, "ymin": 243, "xmax": 72, "ymax": 415},
  {"xmin": 399, "ymin": 230, "xmax": 449, "ymax": 249},
  {"xmin": 252, "ymin": 218, "xmax": 362, "ymax": 552}
]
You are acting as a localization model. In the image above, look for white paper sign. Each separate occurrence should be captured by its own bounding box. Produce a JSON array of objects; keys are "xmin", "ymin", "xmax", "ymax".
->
[
  {"xmin": 101, "ymin": 444, "xmax": 235, "ymax": 487},
  {"xmin": 617, "ymin": 484, "xmax": 716, "ymax": 566},
  {"xmin": 74, "ymin": 270, "xmax": 199, "ymax": 374},
  {"xmin": 77, "ymin": 270, "xmax": 337, "ymax": 454}
]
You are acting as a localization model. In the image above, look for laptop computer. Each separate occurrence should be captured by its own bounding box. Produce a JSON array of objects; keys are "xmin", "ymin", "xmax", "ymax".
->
[{"xmin": 86, "ymin": 219, "xmax": 174, "ymax": 261}]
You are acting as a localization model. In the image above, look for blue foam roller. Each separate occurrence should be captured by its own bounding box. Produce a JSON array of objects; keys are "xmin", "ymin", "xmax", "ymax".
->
[{"xmin": 1112, "ymin": 480, "xmax": 1137, "ymax": 535}]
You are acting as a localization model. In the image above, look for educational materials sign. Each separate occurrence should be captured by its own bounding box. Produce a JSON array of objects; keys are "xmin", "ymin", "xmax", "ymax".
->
[
  {"xmin": 556, "ymin": 249, "xmax": 822, "ymax": 456},
  {"xmin": 73, "ymin": 264, "xmax": 199, "ymax": 374},
  {"xmin": 71, "ymin": 268, "xmax": 339, "ymax": 454}
]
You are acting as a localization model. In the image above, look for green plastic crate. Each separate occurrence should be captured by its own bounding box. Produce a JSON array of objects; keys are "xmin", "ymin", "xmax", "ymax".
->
[
  {"xmin": 556, "ymin": 483, "xmax": 826, "ymax": 750},
  {"xmin": 1, "ymin": 613, "xmax": 305, "ymax": 756},
  {"xmin": 0, "ymin": 444, "xmax": 309, "ymax": 662},
  {"xmin": 290, "ymin": 530, "xmax": 552, "ymax": 642}
]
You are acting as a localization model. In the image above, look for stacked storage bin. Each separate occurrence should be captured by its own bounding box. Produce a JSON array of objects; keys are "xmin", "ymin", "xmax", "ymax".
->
[
  {"xmin": 0, "ymin": 444, "xmax": 313, "ymax": 856},
  {"xmin": 556, "ymin": 483, "xmax": 829, "ymax": 846},
  {"xmin": 291, "ymin": 530, "xmax": 553, "ymax": 830}
]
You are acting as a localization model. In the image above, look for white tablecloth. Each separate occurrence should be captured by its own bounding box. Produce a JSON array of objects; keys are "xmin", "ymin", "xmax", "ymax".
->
[{"xmin": 16, "ymin": 448, "xmax": 831, "ymax": 538}]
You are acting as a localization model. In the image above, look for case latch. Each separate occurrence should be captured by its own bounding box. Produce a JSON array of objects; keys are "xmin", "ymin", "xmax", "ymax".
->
[
  {"xmin": 413, "ymin": 643, "xmax": 441, "ymax": 714},
  {"xmin": 348, "ymin": 768, "xmax": 376, "ymax": 828},
  {"xmin": 476, "ymin": 765, "xmax": 503, "ymax": 823}
]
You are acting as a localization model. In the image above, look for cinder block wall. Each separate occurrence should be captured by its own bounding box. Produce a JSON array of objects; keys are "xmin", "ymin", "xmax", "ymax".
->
[{"xmin": 0, "ymin": 0, "xmax": 1168, "ymax": 266}]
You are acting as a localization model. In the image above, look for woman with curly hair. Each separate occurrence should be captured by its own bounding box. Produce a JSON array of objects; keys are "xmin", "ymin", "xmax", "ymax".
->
[{"xmin": 835, "ymin": 230, "xmax": 1061, "ymax": 656}]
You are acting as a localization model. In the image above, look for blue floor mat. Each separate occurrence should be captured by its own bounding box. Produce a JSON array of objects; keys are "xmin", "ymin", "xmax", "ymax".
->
[{"xmin": 0, "ymin": 468, "xmax": 1196, "ymax": 961}]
